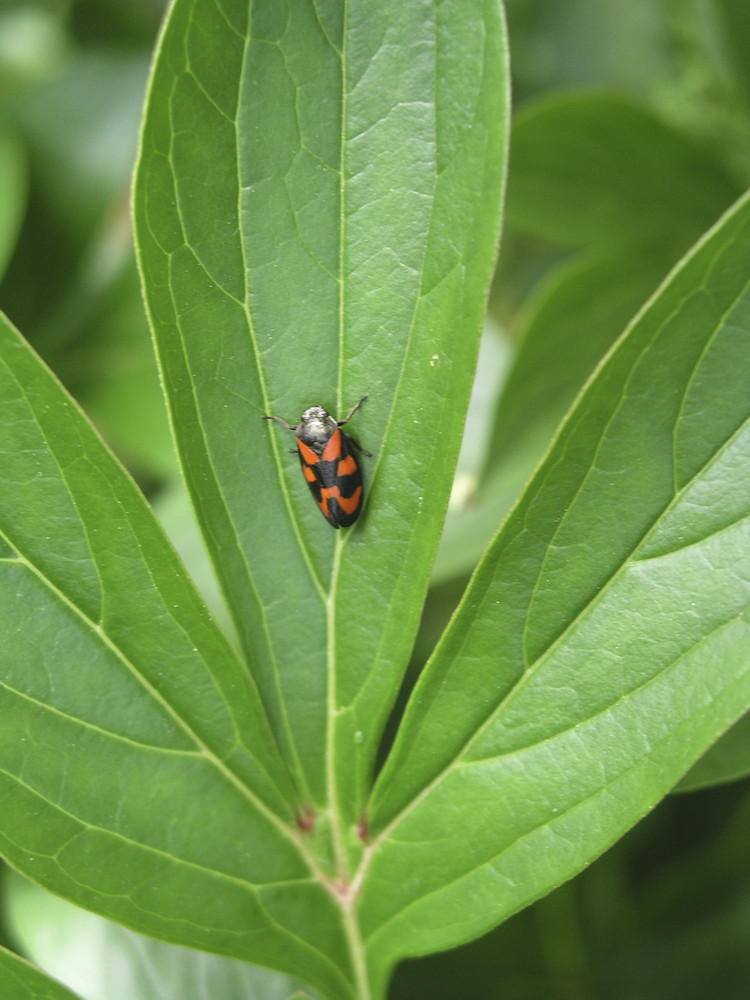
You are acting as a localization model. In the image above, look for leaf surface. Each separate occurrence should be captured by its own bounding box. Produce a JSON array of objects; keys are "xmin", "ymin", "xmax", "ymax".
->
[
  {"xmin": 362, "ymin": 192, "xmax": 750, "ymax": 989},
  {"xmin": 4, "ymin": 872, "xmax": 323, "ymax": 1000},
  {"xmin": 505, "ymin": 93, "xmax": 741, "ymax": 249},
  {"xmin": 134, "ymin": 0, "xmax": 509, "ymax": 843},
  {"xmin": 0, "ymin": 310, "xmax": 358, "ymax": 997}
]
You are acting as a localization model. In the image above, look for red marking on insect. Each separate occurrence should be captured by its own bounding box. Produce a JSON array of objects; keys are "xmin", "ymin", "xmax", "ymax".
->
[{"xmin": 263, "ymin": 395, "xmax": 371, "ymax": 528}]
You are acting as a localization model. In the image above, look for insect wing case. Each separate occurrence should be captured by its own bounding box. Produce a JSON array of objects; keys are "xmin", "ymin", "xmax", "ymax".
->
[{"xmin": 295, "ymin": 408, "xmax": 363, "ymax": 528}]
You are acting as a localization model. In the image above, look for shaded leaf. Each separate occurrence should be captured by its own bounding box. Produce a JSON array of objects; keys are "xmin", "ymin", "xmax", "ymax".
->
[
  {"xmin": 13, "ymin": 53, "xmax": 148, "ymax": 239},
  {"xmin": 505, "ymin": 92, "xmax": 741, "ymax": 249},
  {"xmin": 715, "ymin": 0, "xmax": 750, "ymax": 110},
  {"xmin": 0, "ymin": 129, "xmax": 26, "ymax": 281},
  {"xmin": 676, "ymin": 712, "xmax": 750, "ymax": 792}
]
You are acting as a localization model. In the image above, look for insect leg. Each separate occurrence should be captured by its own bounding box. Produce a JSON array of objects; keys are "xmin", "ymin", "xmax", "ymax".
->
[
  {"xmin": 262, "ymin": 414, "xmax": 296, "ymax": 431},
  {"xmin": 338, "ymin": 394, "xmax": 368, "ymax": 426},
  {"xmin": 346, "ymin": 435, "xmax": 372, "ymax": 458}
]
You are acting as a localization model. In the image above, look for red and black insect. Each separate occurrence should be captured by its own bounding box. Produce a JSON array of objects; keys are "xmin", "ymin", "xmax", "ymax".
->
[{"xmin": 262, "ymin": 395, "xmax": 371, "ymax": 528}]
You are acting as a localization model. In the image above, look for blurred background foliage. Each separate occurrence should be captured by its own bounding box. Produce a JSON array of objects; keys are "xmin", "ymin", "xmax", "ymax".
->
[{"xmin": 1, "ymin": 0, "xmax": 750, "ymax": 997}]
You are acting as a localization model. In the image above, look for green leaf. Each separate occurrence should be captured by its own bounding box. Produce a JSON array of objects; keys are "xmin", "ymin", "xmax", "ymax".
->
[
  {"xmin": 13, "ymin": 53, "xmax": 147, "ymax": 240},
  {"xmin": 715, "ymin": 0, "xmax": 750, "ymax": 109},
  {"xmin": 0, "ymin": 310, "xmax": 362, "ymax": 997},
  {"xmin": 363, "ymin": 192, "xmax": 750, "ymax": 988},
  {"xmin": 505, "ymin": 93, "xmax": 741, "ymax": 249},
  {"xmin": 4, "ymin": 872, "xmax": 322, "ymax": 1000},
  {"xmin": 0, "ymin": 946, "xmax": 81, "ymax": 1000},
  {"xmin": 133, "ymin": 0, "xmax": 509, "ymax": 840}
]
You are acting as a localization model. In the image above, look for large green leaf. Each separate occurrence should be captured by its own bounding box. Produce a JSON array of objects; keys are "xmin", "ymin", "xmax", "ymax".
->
[
  {"xmin": 363, "ymin": 192, "xmax": 750, "ymax": 991},
  {"xmin": 0, "ymin": 310, "xmax": 359, "ymax": 997},
  {"xmin": 133, "ymin": 0, "xmax": 509, "ymax": 843}
]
